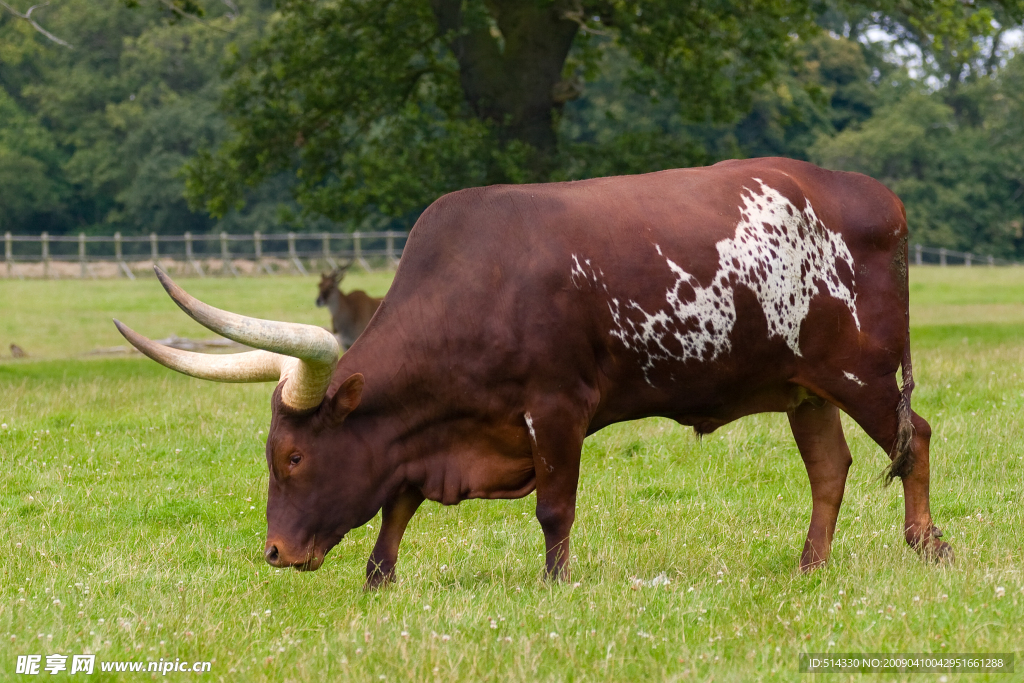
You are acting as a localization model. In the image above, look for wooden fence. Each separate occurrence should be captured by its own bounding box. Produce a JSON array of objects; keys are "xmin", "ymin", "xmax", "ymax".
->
[
  {"xmin": 2, "ymin": 233, "xmax": 1018, "ymax": 279},
  {"xmin": 912, "ymin": 244, "xmax": 1019, "ymax": 267},
  {"xmin": 1, "ymin": 231, "xmax": 408, "ymax": 279}
]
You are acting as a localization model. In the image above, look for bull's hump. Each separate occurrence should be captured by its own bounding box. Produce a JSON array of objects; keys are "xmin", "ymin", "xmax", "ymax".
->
[{"xmin": 572, "ymin": 178, "xmax": 860, "ymax": 383}]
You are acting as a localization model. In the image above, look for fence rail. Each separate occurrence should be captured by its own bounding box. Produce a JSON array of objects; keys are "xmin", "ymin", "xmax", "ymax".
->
[
  {"xmin": 2, "ymin": 231, "xmax": 408, "ymax": 279},
  {"xmin": 912, "ymin": 244, "xmax": 1019, "ymax": 267},
  {"xmin": 2, "ymin": 233, "xmax": 1018, "ymax": 280}
]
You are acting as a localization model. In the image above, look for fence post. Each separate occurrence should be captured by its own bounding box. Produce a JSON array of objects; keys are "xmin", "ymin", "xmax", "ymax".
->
[
  {"xmin": 150, "ymin": 232, "xmax": 159, "ymax": 268},
  {"xmin": 253, "ymin": 230, "xmax": 268, "ymax": 275},
  {"xmin": 4, "ymin": 231, "xmax": 10, "ymax": 278},
  {"xmin": 220, "ymin": 231, "xmax": 239, "ymax": 276},
  {"xmin": 288, "ymin": 231, "xmax": 308, "ymax": 275},
  {"xmin": 79, "ymin": 233, "xmax": 87, "ymax": 279},
  {"xmin": 185, "ymin": 231, "xmax": 205, "ymax": 277},
  {"xmin": 386, "ymin": 232, "xmax": 398, "ymax": 267},
  {"xmin": 42, "ymin": 231, "xmax": 50, "ymax": 279},
  {"xmin": 322, "ymin": 231, "xmax": 337, "ymax": 271},
  {"xmin": 914, "ymin": 243, "xmax": 922, "ymax": 266},
  {"xmin": 353, "ymin": 231, "xmax": 370, "ymax": 270},
  {"xmin": 988, "ymin": 255, "xmax": 995, "ymax": 267},
  {"xmin": 113, "ymin": 232, "xmax": 135, "ymax": 279},
  {"xmin": 939, "ymin": 247, "xmax": 947, "ymax": 267},
  {"xmin": 965, "ymin": 252, "xmax": 972, "ymax": 268}
]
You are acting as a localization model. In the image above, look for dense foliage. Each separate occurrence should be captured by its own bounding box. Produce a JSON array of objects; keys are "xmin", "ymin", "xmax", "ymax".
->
[
  {"xmin": 1, "ymin": 0, "xmax": 1023, "ymax": 255},
  {"xmin": 0, "ymin": 0, "xmax": 297, "ymax": 236}
]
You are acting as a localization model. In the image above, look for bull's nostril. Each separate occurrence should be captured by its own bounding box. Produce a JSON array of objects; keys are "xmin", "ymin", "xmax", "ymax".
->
[{"xmin": 265, "ymin": 545, "xmax": 280, "ymax": 565}]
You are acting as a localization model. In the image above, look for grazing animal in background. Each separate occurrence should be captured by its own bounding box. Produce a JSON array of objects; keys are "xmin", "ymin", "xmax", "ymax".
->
[
  {"xmin": 315, "ymin": 265, "xmax": 382, "ymax": 351},
  {"xmin": 9, "ymin": 344, "xmax": 26, "ymax": 358},
  {"xmin": 114, "ymin": 157, "xmax": 952, "ymax": 589}
]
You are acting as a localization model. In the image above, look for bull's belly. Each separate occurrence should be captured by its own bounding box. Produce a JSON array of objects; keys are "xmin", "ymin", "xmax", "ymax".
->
[
  {"xmin": 418, "ymin": 451, "xmax": 536, "ymax": 505},
  {"xmin": 591, "ymin": 378, "xmax": 812, "ymax": 435}
]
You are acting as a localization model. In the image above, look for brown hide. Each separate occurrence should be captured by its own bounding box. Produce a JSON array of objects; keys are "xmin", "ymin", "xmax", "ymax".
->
[{"xmin": 262, "ymin": 158, "xmax": 951, "ymax": 584}]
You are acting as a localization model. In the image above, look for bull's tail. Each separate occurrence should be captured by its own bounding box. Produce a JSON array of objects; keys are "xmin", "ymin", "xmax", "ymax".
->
[
  {"xmin": 885, "ymin": 343, "xmax": 915, "ymax": 485},
  {"xmin": 885, "ymin": 262, "xmax": 916, "ymax": 485}
]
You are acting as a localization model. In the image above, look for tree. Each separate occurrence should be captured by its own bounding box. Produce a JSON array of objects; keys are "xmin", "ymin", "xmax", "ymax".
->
[
  {"xmin": 0, "ymin": 0, "xmax": 73, "ymax": 47},
  {"xmin": 553, "ymin": 32, "xmax": 878, "ymax": 181},
  {"xmin": 811, "ymin": 79, "xmax": 1024, "ymax": 257},
  {"xmin": 186, "ymin": 0, "xmax": 1024, "ymax": 228},
  {"xmin": 0, "ymin": 87, "xmax": 63, "ymax": 231},
  {"xmin": 186, "ymin": 0, "xmax": 826, "ymax": 224},
  {"xmin": 0, "ymin": 0, "xmax": 300, "ymax": 234}
]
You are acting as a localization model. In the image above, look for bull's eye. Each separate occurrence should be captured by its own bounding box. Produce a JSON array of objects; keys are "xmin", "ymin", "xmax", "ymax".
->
[{"xmin": 289, "ymin": 454, "xmax": 302, "ymax": 466}]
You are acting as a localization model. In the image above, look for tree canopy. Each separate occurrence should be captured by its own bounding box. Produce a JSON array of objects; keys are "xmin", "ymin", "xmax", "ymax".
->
[
  {"xmin": 184, "ymin": 0, "xmax": 1024, "ymax": 236},
  {"xmin": 186, "ymin": 0, "xmax": 827, "ymax": 221},
  {"xmin": 1, "ymin": 0, "xmax": 1023, "ymax": 257},
  {"xmin": 0, "ymin": 0, "xmax": 301, "ymax": 235}
]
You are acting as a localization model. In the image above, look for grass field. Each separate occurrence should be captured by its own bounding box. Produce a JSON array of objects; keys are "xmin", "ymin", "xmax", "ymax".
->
[{"xmin": 2, "ymin": 267, "xmax": 1024, "ymax": 682}]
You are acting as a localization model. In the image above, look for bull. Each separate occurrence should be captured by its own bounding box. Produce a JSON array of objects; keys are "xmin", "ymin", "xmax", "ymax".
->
[{"xmin": 115, "ymin": 157, "xmax": 953, "ymax": 588}]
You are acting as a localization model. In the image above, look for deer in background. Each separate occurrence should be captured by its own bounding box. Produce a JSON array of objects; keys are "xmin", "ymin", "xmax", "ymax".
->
[{"xmin": 315, "ymin": 264, "xmax": 382, "ymax": 351}]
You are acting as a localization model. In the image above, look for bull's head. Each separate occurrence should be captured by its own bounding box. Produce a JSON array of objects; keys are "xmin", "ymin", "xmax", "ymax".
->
[{"xmin": 115, "ymin": 268, "xmax": 368, "ymax": 570}]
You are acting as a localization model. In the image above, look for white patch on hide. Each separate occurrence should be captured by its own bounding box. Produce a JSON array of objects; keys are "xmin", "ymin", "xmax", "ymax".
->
[
  {"xmin": 577, "ymin": 179, "xmax": 861, "ymax": 382},
  {"xmin": 843, "ymin": 371, "xmax": 866, "ymax": 386},
  {"xmin": 571, "ymin": 255, "xmax": 603, "ymax": 291},
  {"xmin": 524, "ymin": 412, "xmax": 537, "ymax": 446}
]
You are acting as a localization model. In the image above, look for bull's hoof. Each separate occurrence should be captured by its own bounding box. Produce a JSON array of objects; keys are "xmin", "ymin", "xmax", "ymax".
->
[
  {"xmin": 798, "ymin": 557, "xmax": 828, "ymax": 573},
  {"xmin": 921, "ymin": 541, "xmax": 955, "ymax": 565},
  {"xmin": 543, "ymin": 567, "xmax": 571, "ymax": 583},
  {"xmin": 363, "ymin": 570, "xmax": 396, "ymax": 591},
  {"xmin": 909, "ymin": 526, "xmax": 954, "ymax": 565},
  {"xmin": 798, "ymin": 541, "xmax": 829, "ymax": 572}
]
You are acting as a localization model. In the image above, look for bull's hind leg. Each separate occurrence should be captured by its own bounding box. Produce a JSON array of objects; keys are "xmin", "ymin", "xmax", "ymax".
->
[
  {"xmin": 821, "ymin": 377, "xmax": 953, "ymax": 563},
  {"xmin": 896, "ymin": 411, "xmax": 952, "ymax": 561},
  {"xmin": 789, "ymin": 398, "xmax": 852, "ymax": 571}
]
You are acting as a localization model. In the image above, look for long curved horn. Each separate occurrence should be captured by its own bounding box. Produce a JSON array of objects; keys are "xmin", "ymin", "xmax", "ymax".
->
[
  {"xmin": 114, "ymin": 320, "xmax": 285, "ymax": 382},
  {"xmin": 113, "ymin": 268, "xmax": 341, "ymax": 411},
  {"xmin": 154, "ymin": 267, "xmax": 339, "ymax": 366}
]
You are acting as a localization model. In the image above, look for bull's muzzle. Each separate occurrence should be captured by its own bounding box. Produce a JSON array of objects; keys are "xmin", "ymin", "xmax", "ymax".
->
[{"xmin": 263, "ymin": 540, "xmax": 323, "ymax": 571}]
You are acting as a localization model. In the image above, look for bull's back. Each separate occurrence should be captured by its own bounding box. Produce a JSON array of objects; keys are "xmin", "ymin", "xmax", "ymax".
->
[{"xmin": 369, "ymin": 159, "xmax": 908, "ymax": 418}]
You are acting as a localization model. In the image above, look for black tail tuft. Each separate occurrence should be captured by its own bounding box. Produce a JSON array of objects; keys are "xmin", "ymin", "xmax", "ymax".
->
[{"xmin": 884, "ymin": 343, "xmax": 916, "ymax": 485}]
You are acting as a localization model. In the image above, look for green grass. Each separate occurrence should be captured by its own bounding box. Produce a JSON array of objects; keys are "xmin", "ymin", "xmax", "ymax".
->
[
  {"xmin": 2, "ymin": 267, "xmax": 1024, "ymax": 681},
  {"xmin": 0, "ymin": 270, "xmax": 395, "ymax": 359}
]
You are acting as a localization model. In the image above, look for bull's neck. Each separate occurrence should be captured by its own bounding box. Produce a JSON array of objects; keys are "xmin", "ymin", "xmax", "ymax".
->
[{"xmin": 334, "ymin": 337, "xmax": 477, "ymax": 471}]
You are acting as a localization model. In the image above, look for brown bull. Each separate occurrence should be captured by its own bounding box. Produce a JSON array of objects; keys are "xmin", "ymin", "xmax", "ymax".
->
[
  {"xmin": 115, "ymin": 157, "xmax": 952, "ymax": 589},
  {"xmin": 315, "ymin": 265, "xmax": 382, "ymax": 351}
]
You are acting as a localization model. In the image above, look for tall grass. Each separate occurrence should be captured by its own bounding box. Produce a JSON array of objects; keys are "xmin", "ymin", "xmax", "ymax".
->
[{"xmin": 1, "ymin": 268, "xmax": 1023, "ymax": 681}]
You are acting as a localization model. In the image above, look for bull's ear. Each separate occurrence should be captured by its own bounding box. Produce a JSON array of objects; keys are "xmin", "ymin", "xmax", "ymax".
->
[{"xmin": 325, "ymin": 373, "xmax": 364, "ymax": 422}]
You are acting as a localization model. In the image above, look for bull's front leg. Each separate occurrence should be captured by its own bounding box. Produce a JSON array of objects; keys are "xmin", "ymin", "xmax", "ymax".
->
[
  {"xmin": 526, "ymin": 404, "xmax": 587, "ymax": 582},
  {"xmin": 365, "ymin": 486, "xmax": 424, "ymax": 590}
]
